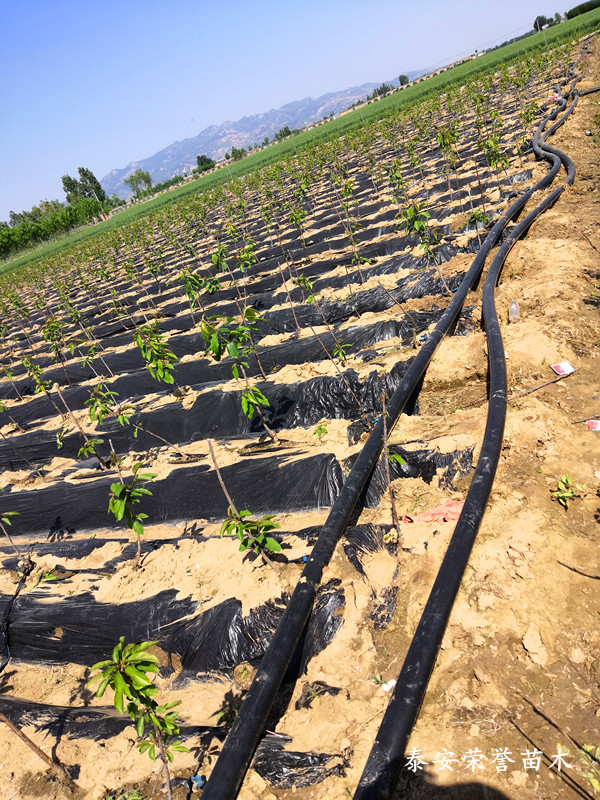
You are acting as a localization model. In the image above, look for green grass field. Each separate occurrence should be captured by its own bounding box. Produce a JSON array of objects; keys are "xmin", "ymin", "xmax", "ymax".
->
[{"xmin": 3, "ymin": 7, "xmax": 599, "ymax": 277}]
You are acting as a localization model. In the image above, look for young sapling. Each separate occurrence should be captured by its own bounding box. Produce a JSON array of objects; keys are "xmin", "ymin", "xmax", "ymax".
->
[
  {"xmin": 207, "ymin": 439, "xmax": 281, "ymax": 572},
  {"xmin": 108, "ymin": 460, "xmax": 156, "ymax": 568},
  {"xmin": 381, "ymin": 393, "xmax": 403, "ymax": 547},
  {"xmin": 87, "ymin": 638, "xmax": 189, "ymax": 800}
]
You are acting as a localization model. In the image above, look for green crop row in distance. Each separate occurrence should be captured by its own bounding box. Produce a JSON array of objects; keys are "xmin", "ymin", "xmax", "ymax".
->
[{"xmin": 3, "ymin": 6, "xmax": 599, "ymax": 278}]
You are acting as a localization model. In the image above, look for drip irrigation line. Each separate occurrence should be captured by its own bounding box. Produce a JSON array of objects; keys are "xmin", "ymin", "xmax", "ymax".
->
[
  {"xmin": 352, "ymin": 82, "xmax": 580, "ymax": 799},
  {"xmin": 200, "ymin": 76, "xmax": 583, "ymax": 800}
]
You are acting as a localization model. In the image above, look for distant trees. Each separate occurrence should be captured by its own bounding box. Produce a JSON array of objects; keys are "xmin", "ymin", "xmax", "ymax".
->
[
  {"xmin": 196, "ymin": 154, "xmax": 215, "ymax": 172},
  {"xmin": 61, "ymin": 167, "xmax": 107, "ymax": 204},
  {"xmin": 262, "ymin": 136, "xmax": 269, "ymax": 146},
  {"xmin": 231, "ymin": 146, "xmax": 247, "ymax": 161},
  {"xmin": 148, "ymin": 175, "xmax": 184, "ymax": 194},
  {"xmin": 124, "ymin": 169, "xmax": 153, "ymax": 198},
  {"xmin": 0, "ymin": 165, "xmax": 118, "ymax": 259},
  {"xmin": 275, "ymin": 126, "xmax": 292, "ymax": 141},
  {"xmin": 0, "ymin": 196, "xmax": 117, "ymax": 260},
  {"xmin": 399, "ymin": 74, "xmax": 409, "ymax": 86},
  {"xmin": 566, "ymin": 0, "xmax": 600, "ymax": 17},
  {"xmin": 533, "ymin": 12, "xmax": 568, "ymax": 33},
  {"xmin": 533, "ymin": 12, "xmax": 564, "ymax": 29},
  {"xmin": 367, "ymin": 83, "xmax": 395, "ymax": 100}
]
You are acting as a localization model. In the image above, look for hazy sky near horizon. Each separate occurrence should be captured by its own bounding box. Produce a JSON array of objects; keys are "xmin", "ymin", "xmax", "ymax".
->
[{"xmin": 1, "ymin": 0, "xmax": 558, "ymax": 220}]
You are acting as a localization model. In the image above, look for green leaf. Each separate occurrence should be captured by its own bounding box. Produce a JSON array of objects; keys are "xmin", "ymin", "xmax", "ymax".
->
[
  {"xmin": 138, "ymin": 470, "xmax": 157, "ymax": 480},
  {"xmin": 113, "ymin": 670, "xmax": 131, "ymax": 698},
  {"xmin": 92, "ymin": 672, "xmax": 114, "ymax": 698},
  {"xmin": 114, "ymin": 689, "xmax": 125, "ymax": 713},
  {"xmin": 170, "ymin": 743, "xmax": 190, "ymax": 753},
  {"xmin": 161, "ymin": 700, "xmax": 181, "ymax": 710},
  {"xmin": 265, "ymin": 537, "xmax": 282, "ymax": 552},
  {"xmin": 111, "ymin": 638, "xmax": 124, "ymax": 663},
  {"xmin": 227, "ymin": 341, "xmax": 239, "ymax": 360},
  {"xmin": 132, "ymin": 519, "xmax": 144, "ymax": 536},
  {"xmin": 124, "ymin": 665, "xmax": 152, "ymax": 689},
  {"xmin": 110, "ymin": 498, "xmax": 126, "ymax": 521},
  {"xmin": 88, "ymin": 658, "xmax": 113, "ymax": 674}
]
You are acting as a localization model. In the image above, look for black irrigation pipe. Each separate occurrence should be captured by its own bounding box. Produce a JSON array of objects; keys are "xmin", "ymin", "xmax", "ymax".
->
[
  {"xmin": 200, "ymin": 76, "xmax": 583, "ymax": 800},
  {"xmin": 352, "ymin": 80, "xmax": 583, "ymax": 799}
]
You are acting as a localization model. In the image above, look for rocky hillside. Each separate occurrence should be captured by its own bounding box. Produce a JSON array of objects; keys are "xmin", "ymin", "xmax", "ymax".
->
[{"xmin": 100, "ymin": 74, "xmax": 423, "ymax": 199}]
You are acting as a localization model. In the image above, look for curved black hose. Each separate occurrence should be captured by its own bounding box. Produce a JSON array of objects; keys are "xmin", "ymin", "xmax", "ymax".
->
[
  {"xmin": 200, "ymin": 79, "xmax": 580, "ymax": 800},
  {"xmin": 352, "ymin": 84, "xmax": 579, "ymax": 800}
]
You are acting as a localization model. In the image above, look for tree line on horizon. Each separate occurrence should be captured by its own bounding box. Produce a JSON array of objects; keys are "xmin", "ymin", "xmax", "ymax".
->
[
  {"xmin": 2, "ymin": 0, "xmax": 596, "ymax": 263},
  {"xmin": 0, "ymin": 167, "xmax": 124, "ymax": 261}
]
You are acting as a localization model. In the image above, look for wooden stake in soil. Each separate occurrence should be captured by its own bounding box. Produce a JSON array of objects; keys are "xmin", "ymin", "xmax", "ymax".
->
[
  {"xmin": 206, "ymin": 439, "xmax": 280, "ymax": 574},
  {"xmin": 381, "ymin": 393, "xmax": 402, "ymax": 547},
  {"xmin": 0, "ymin": 711, "xmax": 73, "ymax": 785}
]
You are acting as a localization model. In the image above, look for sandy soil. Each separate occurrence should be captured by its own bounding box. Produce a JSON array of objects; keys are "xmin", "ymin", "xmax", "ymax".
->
[{"xmin": 0, "ymin": 40, "xmax": 598, "ymax": 800}]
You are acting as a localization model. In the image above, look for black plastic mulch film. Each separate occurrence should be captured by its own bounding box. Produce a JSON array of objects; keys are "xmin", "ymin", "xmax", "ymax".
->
[
  {"xmin": 0, "ymin": 306, "xmax": 476, "ymax": 466},
  {"xmin": 199, "ymin": 69, "xmax": 590, "ymax": 799},
  {"xmin": 0, "ymin": 55, "xmax": 592, "ymax": 797}
]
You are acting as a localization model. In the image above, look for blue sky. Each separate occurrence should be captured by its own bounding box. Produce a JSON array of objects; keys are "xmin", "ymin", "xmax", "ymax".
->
[{"xmin": 1, "ymin": 0, "xmax": 556, "ymax": 221}]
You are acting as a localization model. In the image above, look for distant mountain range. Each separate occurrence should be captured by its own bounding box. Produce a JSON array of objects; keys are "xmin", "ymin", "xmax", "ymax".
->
[{"xmin": 100, "ymin": 71, "xmax": 425, "ymax": 199}]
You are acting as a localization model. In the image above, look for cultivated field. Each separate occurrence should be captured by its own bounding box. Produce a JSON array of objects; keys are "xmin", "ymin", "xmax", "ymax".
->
[{"xmin": 0, "ymin": 32, "xmax": 598, "ymax": 800}]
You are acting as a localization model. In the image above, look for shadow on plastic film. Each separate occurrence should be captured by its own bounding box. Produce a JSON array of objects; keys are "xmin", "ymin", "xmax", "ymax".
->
[{"xmin": 48, "ymin": 516, "xmax": 76, "ymax": 542}]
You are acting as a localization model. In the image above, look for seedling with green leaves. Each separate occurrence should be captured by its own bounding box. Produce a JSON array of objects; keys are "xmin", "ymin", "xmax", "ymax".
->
[
  {"xmin": 381, "ymin": 393, "xmax": 403, "ymax": 542},
  {"xmin": 400, "ymin": 202, "xmax": 452, "ymax": 296},
  {"xmin": 240, "ymin": 385, "xmax": 270, "ymax": 420},
  {"xmin": 466, "ymin": 209, "xmax": 490, "ymax": 229},
  {"xmin": 201, "ymin": 307, "xmax": 277, "ymax": 440},
  {"xmin": 207, "ymin": 439, "xmax": 282, "ymax": 573},
  {"xmin": 87, "ymin": 638, "xmax": 188, "ymax": 800},
  {"xmin": 221, "ymin": 507, "xmax": 282, "ymax": 561},
  {"xmin": 86, "ymin": 384, "xmax": 188, "ymax": 460},
  {"xmin": 200, "ymin": 307, "xmax": 261, "ymax": 379},
  {"xmin": 87, "ymin": 383, "xmax": 135, "ymax": 428},
  {"xmin": 108, "ymin": 462, "xmax": 156, "ymax": 568},
  {"xmin": 388, "ymin": 451, "xmax": 406, "ymax": 468},
  {"xmin": 314, "ymin": 422, "xmax": 328, "ymax": 441},
  {"xmin": 551, "ymin": 475, "xmax": 586, "ymax": 509},
  {"xmin": 78, "ymin": 437, "xmax": 105, "ymax": 461},
  {"xmin": 333, "ymin": 339, "xmax": 350, "ymax": 364},
  {"xmin": 42, "ymin": 315, "xmax": 72, "ymax": 387},
  {"xmin": 177, "ymin": 267, "xmax": 205, "ymax": 321},
  {"xmin": 30, "ymin": 566, "xmax": 60, "ymax": 591},
  {"xmin": 133, "ymin": 323, "xmax": 178, "ymax": 386},
  {"xmin": 0, "ymin": 511, "xmax": 32, "ymax": 572}
]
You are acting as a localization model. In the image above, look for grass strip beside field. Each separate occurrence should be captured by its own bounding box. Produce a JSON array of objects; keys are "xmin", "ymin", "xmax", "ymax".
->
[{"xmin": 3, "ymin": 7, "xmax": 600, "ymax": 278}]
